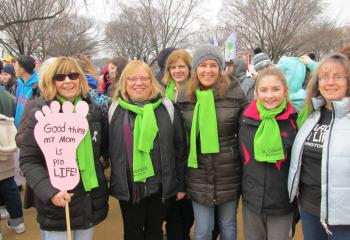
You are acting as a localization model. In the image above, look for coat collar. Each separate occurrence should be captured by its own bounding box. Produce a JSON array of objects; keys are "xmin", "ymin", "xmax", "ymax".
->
[{"xmin": 243, "ymin": 99, "xmax": 295, "ymax": 121}]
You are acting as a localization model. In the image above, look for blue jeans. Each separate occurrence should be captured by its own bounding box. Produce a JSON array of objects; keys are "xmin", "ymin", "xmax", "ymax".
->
[
  {"xmin": 300, "ymin": 209, "xmax": 350, "ymax": 240},
  {"xmin": 40, "ymin": 228, "xmax": 94, "ymax": 240},
  {"xmin": 192, "ymin": 200, "xmax": 238, "ymax": 240},
  {"xmin": 0, "ymin": 177, "xmax": 23, "ymax": 225}
]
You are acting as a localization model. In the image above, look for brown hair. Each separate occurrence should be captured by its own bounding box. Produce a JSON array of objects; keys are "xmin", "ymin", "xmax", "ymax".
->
[
  {"xmin": 340, "ymin": 44, "xmax": 350, "ymax": 61},
  {"xmin": 162, "ymin": 49, "xmax": 192, "ymax": 85},
  {"xmin": 113, "ymin": 60, "xmax": 163, "ymax": 101},
  {"xmin": 255, "ymin": 67, "xmax": 290, "ymax": 101},
  {"xmin": 39, "ymin": 57, "xmax": 89, "ymax": 101},
  {"xmin": 75, "ymin": 54, "xmax": 99, "ymax": 80},
  {"xmin": 109, "ymin": 57, "xmax": 129, "ymax": 96},
  {"xmin": 304, "ymin": 52, "xmax": 350, "ymax": 110}
]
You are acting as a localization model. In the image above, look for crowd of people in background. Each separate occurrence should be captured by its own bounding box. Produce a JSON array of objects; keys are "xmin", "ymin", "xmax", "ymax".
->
[{"xmin": 0, "ymin": 42, "xmax": 350, "ymax": 240}]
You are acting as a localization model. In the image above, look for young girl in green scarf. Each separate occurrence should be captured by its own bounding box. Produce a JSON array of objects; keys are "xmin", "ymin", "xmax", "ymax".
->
[{"xmin": 239, "ymin": 68, "xmax": 297, "ymax": 240}]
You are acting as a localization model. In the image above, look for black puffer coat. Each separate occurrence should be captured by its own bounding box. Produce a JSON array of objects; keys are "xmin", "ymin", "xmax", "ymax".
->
[
  {"xmin": 178, "ymin": 81, "xmax": 247, "ymax": 206},
  {"xmin": 19, "ymin": 96, "xmax": 109, "ymax": 231}
]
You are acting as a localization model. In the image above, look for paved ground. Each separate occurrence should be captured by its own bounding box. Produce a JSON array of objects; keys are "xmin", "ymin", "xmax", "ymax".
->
[{"xmin": 1, "ymin": 195, "xmax": 304, "ymax": 240}]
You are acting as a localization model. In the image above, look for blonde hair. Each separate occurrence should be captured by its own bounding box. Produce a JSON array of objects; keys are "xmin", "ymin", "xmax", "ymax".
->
[
  {"xmin": 255, "ymin": 67, "xmax": 290, "ymax": 101},
  {"xmin": 113, "ymin": 60, "xmax": 164, "ymax": 101},
  {"xmin": 304, "ymin": 52, "xmax": 350, "ymax": 110},
  {"xmin": 187, "ymin": 69, "xmax": 230, "ymax": 102},
  {"xmin": 163, "ymin": 49, "xmax": 192, "ymax": 85},
  {"xmin": 39, "ymin": 57, "xmax": 89, "ymax": 101}
]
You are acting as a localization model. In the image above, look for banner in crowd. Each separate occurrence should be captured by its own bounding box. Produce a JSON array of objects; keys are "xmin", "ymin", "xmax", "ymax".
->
[{"xmin": 224, "ymin": 33, "xmax": 237, "ymax": 62}]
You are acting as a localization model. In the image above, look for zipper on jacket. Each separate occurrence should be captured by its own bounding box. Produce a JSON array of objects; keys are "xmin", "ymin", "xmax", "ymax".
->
[
  {"xmin": 323, "ymin": 103, "xmax": 335, "ymax": 233},
  {"xmin": 289, "ymin": 112, "xmax": 320, "ymax": 200},
  {"xmin": 158, "ymin": 133, "xmax": 165, "ymax": 204}
]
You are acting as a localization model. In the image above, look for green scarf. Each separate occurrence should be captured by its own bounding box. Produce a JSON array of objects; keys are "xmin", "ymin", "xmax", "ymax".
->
[
  {"xmin": 254, "ymin": 99, "xmax": 286, "ymax": 163},
  {"xmin": 188, "ymin": 89, "xmax": 220, "ymax": 168},
  {"xmin": 297, "ymin": 104, "xmax": 312, "ymax": 128},
  {"xmin": 57, "ymin": 95, "xmax": 99, "ymax": 191},
  {"xmin": 118, "ymin": 98, "xmax": 162, "ymax": 182},
  {"xmin": 165, "ymin": 80, "xmax": 176, "ymax": 100}
]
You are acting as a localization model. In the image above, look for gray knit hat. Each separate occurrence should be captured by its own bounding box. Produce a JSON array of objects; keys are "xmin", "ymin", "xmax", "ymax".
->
[
  {"xmin": 254, "ymin": 52, "xmax": 272, "ymax": 71},
  {"xmin": 192, "ymin": 45, "xmax": 225, "ymax": 71}
]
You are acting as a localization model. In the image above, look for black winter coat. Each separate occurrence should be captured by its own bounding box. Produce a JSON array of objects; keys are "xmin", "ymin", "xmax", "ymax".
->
[
  {"xmin": 109, "ymin": 97, "xmax": 187, "ymax": 202},
  {"xmin": 19, "ymin": 96, "xmax": 109, "ymax": 231},
  {"xmin": 239, "ymin": 101, "xmax": 297, "ymax": 215},
  {"xmin": 178, "ymin": 81, "xmax": 247, "ymax": 206}
]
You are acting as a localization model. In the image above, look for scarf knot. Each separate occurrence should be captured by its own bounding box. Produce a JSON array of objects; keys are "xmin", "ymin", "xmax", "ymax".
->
[
  {"xmin": 118, "ymin": 98, "xmax": 162, "ymax": 182},
  {"xmin": 254, "ymin": 99, "xmax": 287, "ymax": 163}
]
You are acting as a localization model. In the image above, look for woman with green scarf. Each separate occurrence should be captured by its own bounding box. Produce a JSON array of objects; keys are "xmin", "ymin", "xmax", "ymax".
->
[
  {"xmin": 19, "ymin": 57, "xmax": 109, "ymax": 240},
  {"xmin": 162, "ymin": 48, "xmax": 194, "ymax": 240},
  {"xmin": 239, "ymin": 68, "xmax": 298, "ymax": 240},
  {"xmin": 108, "ymin": 60, "xmax": 187, "ymax": 240},
  {"xmin": 178, "ymin": 45, "xmax": 247, "ymax": 240},
  {"xmin": 162, "ymin": 49, "xmax": 192, "ymax": 102}
]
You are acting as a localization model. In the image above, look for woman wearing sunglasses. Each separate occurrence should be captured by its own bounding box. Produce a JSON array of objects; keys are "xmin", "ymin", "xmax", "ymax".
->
[
  {"xmin": 109, "ymin": 60, "xmax": 187, "ymax": 240},
  {"xmin": 19, "ymin": 57, "xmax": 109, "ymax": 240}
]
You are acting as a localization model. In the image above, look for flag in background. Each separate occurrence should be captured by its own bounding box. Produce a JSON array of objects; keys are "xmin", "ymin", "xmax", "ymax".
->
[
  {"xmin": 209, "ymin": 34, "xmax": 218, "ymax": 46},
  {"xmin": 224, "ymin": 33, "xmax": 236, "ymax": 62}
]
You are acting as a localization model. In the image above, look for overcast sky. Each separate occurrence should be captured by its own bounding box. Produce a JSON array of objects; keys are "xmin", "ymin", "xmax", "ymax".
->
[{"xmin": 79, "ymin": 0, "xmax": 350, "ymax": 26}]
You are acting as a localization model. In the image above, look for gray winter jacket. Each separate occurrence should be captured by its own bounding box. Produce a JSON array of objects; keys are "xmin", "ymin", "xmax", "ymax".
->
[
  {"xmin": 288, "ymin": 97, "xmax": 350, "ymax": 225},
  {"xmin": 231, "ymin": 58, "xmax": 255, "ymax": 102}
]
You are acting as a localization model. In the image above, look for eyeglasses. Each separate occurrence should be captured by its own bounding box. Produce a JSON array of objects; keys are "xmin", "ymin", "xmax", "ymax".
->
[
  {"xmin": 127, "ymin": 76, "xmax": 150, "ymax": 82},
  {"xmin": 319, "ymin": 75, "xmax": 348, "ymax": 82},
  {"xmin": 53, "ymin": 72, "xmax": 80, "ymax": 82}
]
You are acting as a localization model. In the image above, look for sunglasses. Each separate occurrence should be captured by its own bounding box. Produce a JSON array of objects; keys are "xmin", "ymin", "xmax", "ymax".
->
[{"xmin": 53, "ymin": 72, "xmax": 80, "ymax": 82}]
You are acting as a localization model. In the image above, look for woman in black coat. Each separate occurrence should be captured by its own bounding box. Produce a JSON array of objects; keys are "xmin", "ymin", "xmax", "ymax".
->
[{"xmin": 19, "ymin": 57, "xmax": 109, "ymax": 240}]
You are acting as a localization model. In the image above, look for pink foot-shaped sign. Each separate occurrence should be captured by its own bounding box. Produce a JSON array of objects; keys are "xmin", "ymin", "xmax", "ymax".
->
[{"xmin": 34, "ymin": 101, "xmax": 89, "ymax": 191}]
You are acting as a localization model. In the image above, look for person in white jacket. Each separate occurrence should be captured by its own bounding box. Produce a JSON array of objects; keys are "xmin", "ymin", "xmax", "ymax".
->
[{"xmin": 288, "ymin": 52, "xmax": 350, "ymax": 240}]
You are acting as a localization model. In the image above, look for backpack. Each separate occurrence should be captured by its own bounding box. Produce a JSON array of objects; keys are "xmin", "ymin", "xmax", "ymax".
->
[{"xmin": 0, "ymin": 114, "xmax": 18, "ymax": 161}]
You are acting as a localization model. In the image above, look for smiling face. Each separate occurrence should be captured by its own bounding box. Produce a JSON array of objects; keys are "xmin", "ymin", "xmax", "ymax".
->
[
  {"xmin": 54, "ymin": 72, "xmax": 80, "ymax": 102},
  {"xmin": 197, "ymin": 59, "xmax": 220, "ymax": 88},
  {"xmin": 318, "ymin": 61, "xmax": 349, "ymax": 109},
  {"xmin": 170, "ymin": 58, "xmax": 190, "ymax": 84},
  {"xmin": 256, "ymin": 74, "xmax": 287, "ymax": 110},
  {"xmin": 126, "ymin": 66, "xmax": 152, "ymax": 101}
]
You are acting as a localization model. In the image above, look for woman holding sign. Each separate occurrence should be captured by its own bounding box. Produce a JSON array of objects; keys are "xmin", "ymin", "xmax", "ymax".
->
[
  {"xmin": 19, "ymin": 57, "xmax": 109, "ymax": 240},
  {"xmin": 177, "ymin": 45, "xmax": 247, "ymax": 240},
  {"xmin": 108, "ymin": 60, "xmax": 187, "ymax": 240}
]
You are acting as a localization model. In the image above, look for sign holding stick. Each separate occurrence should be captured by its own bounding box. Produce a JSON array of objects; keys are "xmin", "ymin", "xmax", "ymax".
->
[{"xmin": 34, "ymin": 100, "xmax": 89, "ymax": 240}]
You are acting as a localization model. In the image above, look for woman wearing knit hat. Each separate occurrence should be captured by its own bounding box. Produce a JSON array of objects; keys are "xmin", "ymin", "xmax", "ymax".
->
[
  {"xmin": 178, "ymin": 45, "xmax": 247, "ymax": 240},
  {"xmin": 1, "ymin": 64, "xmax": 17, "ymax": 97}
]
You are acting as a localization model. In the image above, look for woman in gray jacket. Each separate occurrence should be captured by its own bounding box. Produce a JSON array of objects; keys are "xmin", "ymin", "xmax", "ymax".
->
[{"xmin": 288, "ymin": 53, "xmax": 350, "ymax": 240}]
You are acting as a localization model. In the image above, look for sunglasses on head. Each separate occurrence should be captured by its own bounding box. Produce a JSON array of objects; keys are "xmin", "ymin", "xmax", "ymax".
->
[{"xmin": 53, "ymin": 72, "xmax": 80, "ymax": 82}]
